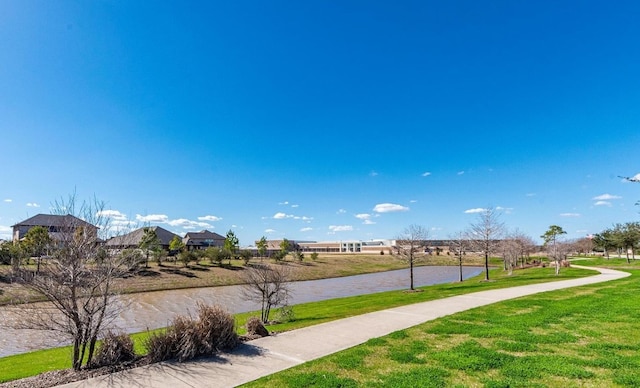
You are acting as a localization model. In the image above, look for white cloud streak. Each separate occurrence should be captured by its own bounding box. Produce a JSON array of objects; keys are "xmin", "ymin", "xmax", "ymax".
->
[
  {"xmin": 592, "ymin": 194, "xmax": 621, "ymax": 201},
  {"xmin": 373, "ymin": 203, "xmax": 409, "ymax": 213},
  {"xmin": 26, "ymin": 202, "xmax": 40, "ymax": 207},
  {"xmin": 329, "ymin": 225, "xmax": 353, "ymax": 232},
  {"xmin": 198, "ymin": 215, "xmax": 222, "ymax": 221},
  {"xmin": 560, "ymin": 213, "xmax": 581, "ymax": 217},
  {"xmin": 136, "ymin": 214, "xmax": 169, "ymax": 223},
  {"xmin": 464, "ymin": 208, "xmax": 487, "ymax": 214}
]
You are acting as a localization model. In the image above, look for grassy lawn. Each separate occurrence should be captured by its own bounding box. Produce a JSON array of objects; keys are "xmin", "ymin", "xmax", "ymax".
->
[
  {"xmin": 0, "ymin": 265, "xmax": 593, "ymax": 383},
  {"xmin": 243, "ymin": 265, "xmax": 640, "ymax": 387}
]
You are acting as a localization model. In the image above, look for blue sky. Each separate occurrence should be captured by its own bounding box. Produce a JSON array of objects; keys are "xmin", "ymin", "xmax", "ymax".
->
[{"xmin": 1, "ymin": 1, "xmax": 639, "ymax": 245}]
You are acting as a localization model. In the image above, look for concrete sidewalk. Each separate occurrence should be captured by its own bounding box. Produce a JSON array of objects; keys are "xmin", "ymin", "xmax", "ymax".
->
[{"xmin": 59, "ymin": 265, "xmax": 629, "ymax": 388}]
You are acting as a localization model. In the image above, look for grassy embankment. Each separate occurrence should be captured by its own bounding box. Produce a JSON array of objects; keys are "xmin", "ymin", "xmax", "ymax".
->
[
  {"xmin": 0, "ymin": 263, "xmax": 593, "ymax": 383},
  {"xmin": 243, "ymin": 258, "xmax": 640, "ymax": 387}
]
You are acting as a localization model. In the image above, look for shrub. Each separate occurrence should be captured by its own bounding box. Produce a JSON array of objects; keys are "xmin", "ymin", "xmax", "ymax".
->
[
  {"xmin": 310, "ymin": 252, "xmax": 319, "ymax": 261},
  {"xmin": 144, "ymin": 330, "xmax": 175, "ymax": 363},
  {"xmin": 276, "ymin": 304, "xmax": 295, "ymax": 323},
  {"xmin": 92, "ymin": 331, "xmax": 136, "ymax": 367},
  {"xmin": 179, "ymin": 251, "xmax": 197, "ymax": 267},
  {"xmin": 143, "ymin": 303, "xmax": 237, "ymax": 363},
  {"xmin": 246, "ymin": 316, "xmax": 269, "ymax": 337},
  {"xmin": 196, "ymin": 303, "xmax": 238, "ymax": 352}
]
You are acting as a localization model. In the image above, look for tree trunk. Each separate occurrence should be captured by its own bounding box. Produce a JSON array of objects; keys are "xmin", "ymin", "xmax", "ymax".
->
[
  {"xmin": 409, "ymin": 258, "xmax": 414, "ymax": 290},
  {"xmin": 484, "ymin": 253, "xmax": 489, "ymax": 281},
  {"xmin": 458, "ymin": 257, "xmax": 463, "ymax": 282}
]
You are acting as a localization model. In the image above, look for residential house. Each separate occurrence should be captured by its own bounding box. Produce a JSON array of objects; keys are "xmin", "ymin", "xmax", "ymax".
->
[
  {"xmin": 105, "ymin": 226, "xmax": 179, "ymax": 251},
  {"xmin": 183, "ymin": 230, "xmax": 225, "ymax": 250},
  {"xmin": 11, "ymin": 214, "xmax": 99, "ymax": 242}
]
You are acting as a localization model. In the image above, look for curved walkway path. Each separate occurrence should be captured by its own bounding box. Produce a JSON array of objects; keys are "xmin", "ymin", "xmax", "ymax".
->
[{"xmin": 59, "ymin": 265, "xmax": 629, "ymax": 388}]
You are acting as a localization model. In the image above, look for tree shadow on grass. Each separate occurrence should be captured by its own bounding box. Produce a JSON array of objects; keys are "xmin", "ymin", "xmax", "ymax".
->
[
  {"xmin": 159, "ymin": 268, "xmax": 199, "ymax": 278},
  {"xmin": 220, "ymin": 264, "xmax": 245, "ymax": 271},
  {"xmin": 137, "ymin": 269, "xmax": 161, "ymax": 277},
  {"xmin": 189, "ymin": 265, "xmax": 211, "ymax": 272}
]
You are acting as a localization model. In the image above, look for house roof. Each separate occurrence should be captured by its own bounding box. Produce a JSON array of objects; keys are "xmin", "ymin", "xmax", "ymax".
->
[
  {"xmin": 184, "ymin": 230, "xmax": 225, "ymax": 240},
  {"xmin": 11, "ymin": 214, "xmax": 98, "ymax": 229},
  {"xmin": 105, "ymin": 226, "xmax": 179, "ymax": 247},
  {"xmin": 183, "ymin": 230, "xmax": 225, "ymax": 246}
]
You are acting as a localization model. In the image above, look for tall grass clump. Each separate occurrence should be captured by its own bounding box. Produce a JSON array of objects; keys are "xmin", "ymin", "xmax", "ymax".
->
[
  {"xmin": 92, "ymin": 331, "xmax": 136, "ymax": 367},
  {"xmin": 144, "ymin": 303, "xmax": 237, "ymax": 363}
]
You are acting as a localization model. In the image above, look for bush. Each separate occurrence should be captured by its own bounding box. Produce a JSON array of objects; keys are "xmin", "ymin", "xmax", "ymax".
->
[
  {"xmin": 92, "ymin": 331, "xmax": 136, "ymax": 367},
  {"xmin": 196, "ymin": 303, "xmax": 238, "ymax": 352},
  {"xmin": 310, "ymin": 252, "xmax": 319, "ymax": 261},
  {"xmin": 144, "ymin": 330, "xmax": 175, "ymax": 363},
  {"xmin": 179, "ymin": 251, "xmax": 197, "ymax": 267},
  {"xmin": 246, "ymin": 316, "xmax": 269, "ymax": 337},
  {"xmin": 144, "ymin": 303, "xmax": 238, "ymax": 363}
]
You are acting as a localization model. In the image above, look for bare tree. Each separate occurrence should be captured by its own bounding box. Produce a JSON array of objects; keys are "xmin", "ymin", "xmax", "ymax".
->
[
  {"xmin": 468, "ymin": 207, "xmax": 505, "ymax": 281},
  {"xmin": 448, "ymin": 231, "xmax": 469, "ymax": 282},
  {"xmin": 499, "ymin": 230, "xmax": 522, "ymax": 275},
  {"xmin": 541, "ymin": 225, "xmax": 567, "ymax": 275},
  {"xmin": 10, "ymin": 194, "xmax": 129, "ymax": 370},
  {"xmin": 394, "ymin": 224, "xmax": 429, "ymax": 291},
  {"xmin": 241, "ymin": 264, "xmax": 291, "ymax": 323}
]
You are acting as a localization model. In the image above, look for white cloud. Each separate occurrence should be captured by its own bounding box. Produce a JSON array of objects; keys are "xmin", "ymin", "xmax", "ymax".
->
[
  {"xmin": 464, "ymin": 208, "xmax": 487, "ymax": 214},
  {"xmin": 373, "ymin": 203, "xmax": 409, "ymax": 213},
  {"xmin": 291, "ymin": 204, "xmax": 299, "ymax": 208},
  {"xmin": 3, "ymin": 199, "xmax": 12, "ymax": 203},
  {"xmin": 26, "ymin": 202, "xmax": 40, "ymax": 207},
  {"xmin": 198, "ymin": 215, "xmax": 222, "ymax": 222},
  {"xmin": 592, "ymin": 194, "xmax": 621, "ymax": 201},
  {"xmin": 560, "ymin": 213, "xmax": 581, "ymax": 217},
  {"xmin": 97, "ymin": 210, "xmax": 128, "ymax": 221},
  {"xmin": 369, "ymin": 171, "xmax": 379, "ymax": 177},
  {"xmin": 264, "ymin": 229, "xmax": 276, "ymax": 234},
  {"xmin": 136, "ymin": 214, "xmax": 169, "ymax": 223},
  {"xmin": 300, "ymin": 227, "xmax": 313, "ymax": 232},
  {"xmin": 329, "ymin": 225, "xmax": 353, "ymax": 232},
  {"xmin": 421, "ymin": 172, "xmax": 431, "ymax": 177},
  {"xmin": 594, "ymin": 201, "xmax": 612, "ymax": 207},
  {"xmin": 278, "ymin": 201, "xmax": 289, "ymax": 205},
  {"xmin": 457, "ymin": 171, "xmax": 465, "ymax": 175},
  {"xmin": 301, "ymin": 216, "xmax": 313, "ymax": 221},
  {"xmin": 273, "ymin": 212, "xmax": 292, "ymax": 219},
  {"xmin": 355, "ymin": 213, "xmax": 376, "ymax": 225},
  {"xmin": 167, "ymin": 218, "xmax": 211, "ymax": 228},
  {"xmin": 409, "ymin": 199, "xmax": 418, "ymax": 203},
  {"xmin": 337, "ymin": 209, "xmax": 347, "ymax": 214},
  {"xmin": 623, "ymin": 173, "xmax": 640, "ymax": 182},
  {"xmin": 526, "ymin": 193, "xmax": 536, "ymax": 197}
]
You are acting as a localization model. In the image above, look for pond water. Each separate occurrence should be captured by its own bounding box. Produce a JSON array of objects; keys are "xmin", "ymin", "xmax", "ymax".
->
[{"xmin": 0, "ymin": 265, "xmax": 482, "ymax": 357}]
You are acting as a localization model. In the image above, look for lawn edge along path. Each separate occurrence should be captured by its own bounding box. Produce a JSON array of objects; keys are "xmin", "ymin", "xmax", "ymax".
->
[{"xmin": 57, "ymin": 265, "xmax": 628, "ymax": 388}]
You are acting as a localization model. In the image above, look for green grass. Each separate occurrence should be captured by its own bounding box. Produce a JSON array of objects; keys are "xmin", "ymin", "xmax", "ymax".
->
[
  {"xmin": 243, "ymin": 269, "xmax": 640, "ymax": 387},
  {"xmin": 0, "ymin": 266, "xmax": 594, "ymax": 383}
]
